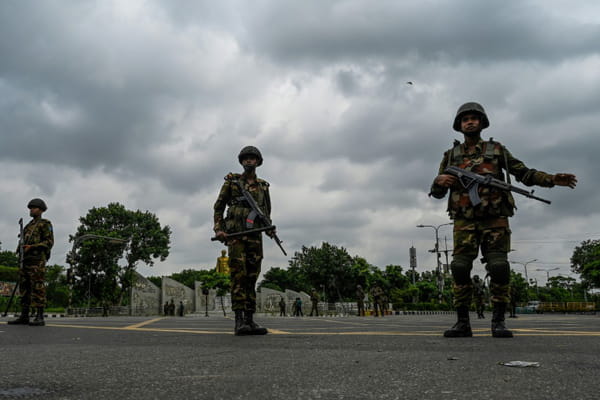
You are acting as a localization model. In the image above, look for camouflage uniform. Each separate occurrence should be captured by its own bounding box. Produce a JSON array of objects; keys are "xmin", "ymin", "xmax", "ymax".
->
[
  {"xmin": 473, "ymin": 275, "xmax": 486, "ymax": 318},
  {"xmin": 20, "ymin": 216, "xmax": 54, "ymax": 308},
  {"xmin": 309, "ymin": 289, "xmax": 320, "ymax": 316},
  {"xmin": 430, "ymin": 138, "xmax": 554, "ymax": 308},
  {"xmin": 356, "ymin": 285, "xmax": 366, "ymax": 316},
  {"xmin": 213, "ymin": 173, "xmax": 271, "ymax": 313},
  {"xmin": 370, "ymin": 285, "xmax": 385, "ymax": 317}
]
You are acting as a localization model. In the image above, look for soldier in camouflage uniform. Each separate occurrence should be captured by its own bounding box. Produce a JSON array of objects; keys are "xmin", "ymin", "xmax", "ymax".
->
[
  {"xmin": 472, "ymin": 275, "xmax": 486, "ymax": 319},
  {"xmin": 309, "ymin": 288, "xmax": 320, "ymax": 316},
  {"xmin": 370, "ymin": 284, "xmax": 385, "ymax": 317},
  {"xmin": 356, "ymin": 284, "xmax": 366, "ymax": 316},
  {"xmin": 213, "ymin": 146, "xmax": 274, "ymax": 336},
  {"xmin": 429, "ymin": 102, "xmax": 577, "ymax": 338},
  {"xmin": 8, "ymin": 198, "xmax": 54, "ymax": 327}
]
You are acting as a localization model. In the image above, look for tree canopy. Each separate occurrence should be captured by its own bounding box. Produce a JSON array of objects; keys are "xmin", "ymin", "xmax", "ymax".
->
[{"xmin": 69, "ymin": 202, "xmax": 171, "ymax": 307}]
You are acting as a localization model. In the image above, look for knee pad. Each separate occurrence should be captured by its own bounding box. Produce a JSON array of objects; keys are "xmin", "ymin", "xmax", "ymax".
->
[
  {"xmin": 486, "ymin": 252, "xmax": 510, "ymax": 285},
  {"xmin": 451, "ymin": 255, "xmax": 473, "ymax": 285}
]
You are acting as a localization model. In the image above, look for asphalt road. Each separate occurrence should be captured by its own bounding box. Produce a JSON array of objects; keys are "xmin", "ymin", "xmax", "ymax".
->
[{"xmin": 1, "ymin": 313, "xmax": 599, "ymax": 400}]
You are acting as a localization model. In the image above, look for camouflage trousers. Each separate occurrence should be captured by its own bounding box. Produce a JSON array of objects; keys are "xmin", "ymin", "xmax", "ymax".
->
[
  {"xmin": 451, "ymin": 218, "xmax": 511, "ymax": 307},
  {"xmin": 228, "ymin": 235, "xmax": 263, "ymax": 312},
  {"xmin": 19, "ymin": 258, "xmax": 47, "ymax": 308}
]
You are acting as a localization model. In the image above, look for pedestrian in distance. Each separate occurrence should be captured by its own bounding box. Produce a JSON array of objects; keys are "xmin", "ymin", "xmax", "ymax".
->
[{"xmin": 429, "ymin": 102, "xmax": 577, "ymax": 338}]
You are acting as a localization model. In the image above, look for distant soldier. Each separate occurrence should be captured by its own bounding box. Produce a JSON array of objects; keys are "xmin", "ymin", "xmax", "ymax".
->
[
  {"xmin": 356, "ymin": 285, "xmax": 366, "ymax": 316},
  {"xmin": 169, "ymin": 299, "xmax": 175, "ymax": 316},
  {"xmin": 370, "ymin": 284, "xmax": 384, "ymax": 317},
  {"xmin": 509, "ymin": 283, "xmax": 518, "ymax": 318},
  {"xmin": 429, "ymin": 102, "xmax": 577, "ymax": 338},
  {"xmin": 279, "ymin": 297, "xmax": 286, "ymax": 317},
  {"xmin": 8, "ymin": 198, "xmax": 54, "ymax": 327},
  {"xmin": 178, "ymin": 301, "xmax": 184, "ymax": 317},
  {"xmin": 309, "ymin": 288, "xmax": 320, "ymax": 317},
  {"xmin": 473, "ymin": 275, "xmax": 486, "ymax": 319},
  {"xmin": 213, "ymin": 146, "xmax": 275, "ymax": 335},
  {"xmin": 215, "ymin": 249, "xmax": 230, "ymax": 275},
  {"xmin": 163, "ymin": 301, "xmax": 169, "ymax": 316}
]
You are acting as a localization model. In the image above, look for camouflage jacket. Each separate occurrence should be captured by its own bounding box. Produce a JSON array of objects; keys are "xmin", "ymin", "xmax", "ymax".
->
[
  {"xmin": 21, "ymin": 217, "xmax": 54, "ymax": 261},
  {"xmin": 429, "ymin": 138, "xmax": 555, "ymax": 219},
  {"xmin": 213, "ymin": 172, "xmax": 271, "ymax": 234}
]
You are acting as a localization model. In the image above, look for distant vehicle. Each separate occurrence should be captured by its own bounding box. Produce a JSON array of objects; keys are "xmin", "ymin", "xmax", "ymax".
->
[{"xmin": 525, "ymin": 301, "xmax": 541, "ymax": 313}]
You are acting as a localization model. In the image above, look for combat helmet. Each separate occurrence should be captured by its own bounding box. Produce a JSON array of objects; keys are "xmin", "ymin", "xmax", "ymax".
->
[
  {"xmin": 453, "ymin": 102, "xmax": 490, "ymax": 132},
  {"xmin": 238, "ymin": 146, "xmax": 263, "ymax": 166},
  {"xmin": 27, "ymin": 198, "xmax": 47, "ymax": 211}
]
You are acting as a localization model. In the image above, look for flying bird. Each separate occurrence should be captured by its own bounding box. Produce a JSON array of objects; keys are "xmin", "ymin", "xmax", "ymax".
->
[{"xmin": 406, "ymin": 81, "xmax": 413, "ymax": 85}]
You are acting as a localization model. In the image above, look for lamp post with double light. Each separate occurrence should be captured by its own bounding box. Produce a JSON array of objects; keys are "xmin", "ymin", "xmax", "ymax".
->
[{"xmin": 416, "ymin": 223, "xmax": 453, "ymax": 303}]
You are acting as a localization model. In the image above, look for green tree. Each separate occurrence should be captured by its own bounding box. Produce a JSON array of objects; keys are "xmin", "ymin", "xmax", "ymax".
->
[
  {"xmin": 571, "ymin": 239, "xmax": 600, "ymax": 288},
  {"xmin": 70, "ymin": 203, "xmax": 171, "ymax": 307},
  {"xmin": 46, "ymin": 264, "xmax": 69, "ymax": 308},
  {"xmin": 0, "ymin": 250, "xmax": 18, "ymax": 268},
  {"xmin": 289, "ymin": 242, "xmax": 356, "ymax": 301}
]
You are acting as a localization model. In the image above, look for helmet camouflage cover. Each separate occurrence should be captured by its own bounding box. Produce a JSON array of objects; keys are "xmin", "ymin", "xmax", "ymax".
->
[
  {"xmin": 453, "ymin": 102, "xmax": 490, "ymax": 132},
  {"xmin": 238, "ymin": 146, "xmax": 263, "ymax": 166}
]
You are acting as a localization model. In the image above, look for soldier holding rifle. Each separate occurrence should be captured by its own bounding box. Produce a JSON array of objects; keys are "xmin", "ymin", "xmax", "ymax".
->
[
  {"xmin": 213, "ymin": 146, "xmax": 285, "ymax": 336},
  {"xmin": 429, "ymin": 102, "xmax": 576, "ymax": 338},
  {"xmin": 8, "ymin": 198, "xmax": 54, "ymax": 326}
]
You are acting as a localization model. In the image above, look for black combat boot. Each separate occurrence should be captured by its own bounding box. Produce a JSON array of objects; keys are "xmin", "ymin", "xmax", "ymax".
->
[
  {"xmin": 491, "ymin": 303, "xmax": 513, "ymax": 338},
  {"xmin": 29, "ymin": 307, "xmax": 45, "ymax": 326},
  {"xmin": 444, "ymin": 306, "xmax": 473, "ymax": 337},
  {"xmin": 244, "ymin": 311, "xmax": 268, "ymax": 335},
  {"xmin": 7, "ymin": 306, "xmax": 30, "ymax": 325},
  {"xmin": 234, "ymin": 310, "xmax": 252, "ymax": 336}
]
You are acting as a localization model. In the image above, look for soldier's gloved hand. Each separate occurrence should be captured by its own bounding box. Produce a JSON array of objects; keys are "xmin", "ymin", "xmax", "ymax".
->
[
  {"xmin": 266, "ymin": 229, "xmax": 276, "ymax": 239},
  {"xmin": 553, "ymin": 173, "xmax": 577, "ymax": 189},
  {"xmin": 434, "ymin": 174, "xmax": 457, "ymax": 188},
  {"xmin": 215, "ymin": 231, "xmax": 228, "ymax": 242}
]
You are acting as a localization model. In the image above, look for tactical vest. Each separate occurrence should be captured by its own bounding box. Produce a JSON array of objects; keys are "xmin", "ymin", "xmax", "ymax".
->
[
  {"xmin": 23, "ymin": 218, "xmax": 53, "ymax": 261},
  {"xmin": 224, "ymin": 173, "xmax": 270, "ymax": 233},
  {"xmin": 446, "ymin": 139, "xmax": 516, "ymax": 219}
]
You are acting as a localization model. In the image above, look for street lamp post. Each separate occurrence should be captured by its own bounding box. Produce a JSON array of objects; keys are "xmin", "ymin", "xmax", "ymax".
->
[
  {"xmin": 416, "ymin": 223, "xmax": 453, "ymax": 303},
  {"xmin": 509, "ymin": 259, "xmax": 537, "ymax": 282},
  {"xmin": 66, "ymin": 234, "xmax": 127, "ymax": 316},
  {"xmin": 536, "ymin": 267, "xmax": 560, "ymax": 285}
]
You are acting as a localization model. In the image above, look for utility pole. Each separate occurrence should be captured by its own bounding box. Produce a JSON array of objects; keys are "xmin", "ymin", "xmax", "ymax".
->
[{"xmin": 417, "ymin": 223, "xmax": 453, "ymax": 303}]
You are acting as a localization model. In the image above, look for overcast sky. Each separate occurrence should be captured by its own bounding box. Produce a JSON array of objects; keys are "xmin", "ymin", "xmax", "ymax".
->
[{"xmin": 1, "ymin": 0, "xmax": 599, "ymax": 285}]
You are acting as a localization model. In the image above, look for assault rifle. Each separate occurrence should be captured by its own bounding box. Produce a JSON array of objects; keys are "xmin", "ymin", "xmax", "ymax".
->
[
  {"xmin": 444, "ymin": 166, "xmax": 551, "ymax": 206},
  {"xmin": 212, "ymin": 180, "xmax": 287, "ymax": 256},
  {"xmin": 3, "ymin": 218, "xmax": 23, "ymax": 317}
]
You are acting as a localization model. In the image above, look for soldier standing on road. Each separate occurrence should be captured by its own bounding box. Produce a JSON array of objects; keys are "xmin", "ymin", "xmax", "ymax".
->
[
  {"xmin": 279, "ymin": 297, "xmax": 286, "ymax": 317},
  {"xmin": 473, "ymin": 275, "xmax": 486, "ymax": 319},
  {"xmin": 8, "ymin": 198, "xmax": 54, "ymax": 327},
  {"xmin": 429, "ymin": 102, "xmax": 577, "ymax": 338},
  {"xmin": 370, "ymin": 284, "xmax": 384, "ymax": 317},
  {"xmin": 213, "ymin": 146, "xmax": 274, "ymax": 336},
  {"xmin": 309, "ymin": 288, "xmax": 320, "ymax": 317},
  {"xmin": 356, "ymin": 284, "xmax": 366, "ymax": 316}
]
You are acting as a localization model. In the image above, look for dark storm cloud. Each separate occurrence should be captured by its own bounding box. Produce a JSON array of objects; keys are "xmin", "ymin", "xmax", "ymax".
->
[
  {"xmin": 239, "ymin": 1, "xmax": 600, "ymax": 65},
  {"xmin": 1, "ymin": 0, "xmax": 598, "ymax": 274}
]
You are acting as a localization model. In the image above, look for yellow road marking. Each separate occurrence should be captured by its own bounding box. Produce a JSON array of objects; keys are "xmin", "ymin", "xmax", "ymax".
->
[
  {"xmin": 124, "ymin": 317, "xmax": 164, "ymax": 329},
  {"xmin": 3, "ymin": 320, "xmax": 597, "ymax": 336}
]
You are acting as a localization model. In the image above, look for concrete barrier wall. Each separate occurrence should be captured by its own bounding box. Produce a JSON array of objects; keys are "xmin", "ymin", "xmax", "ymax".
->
[
  {"xmin": 162, "ymin": 277, "xmax": 194, "ymax": 314},
  {"xmin": 131, "ymin": 272, "xmax": 161, "ymax": 316}
]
